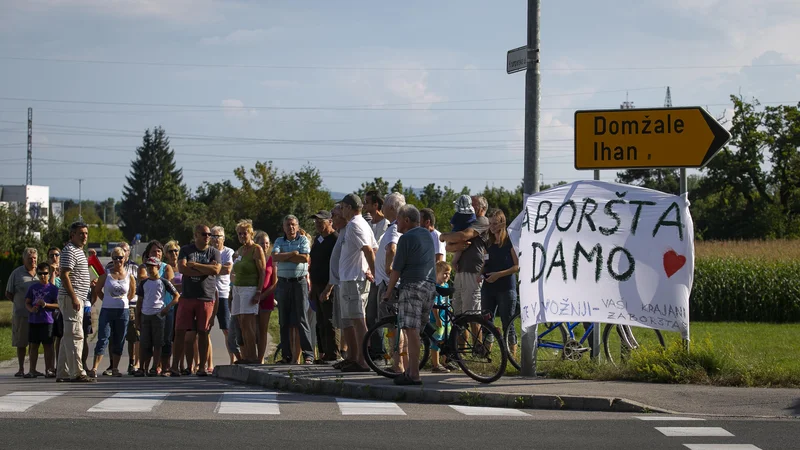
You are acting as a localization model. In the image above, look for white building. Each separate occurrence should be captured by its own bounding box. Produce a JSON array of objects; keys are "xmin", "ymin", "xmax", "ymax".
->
[{"xmin": 0, "ymin": 184, "xmax": 51, "ymax": 224}]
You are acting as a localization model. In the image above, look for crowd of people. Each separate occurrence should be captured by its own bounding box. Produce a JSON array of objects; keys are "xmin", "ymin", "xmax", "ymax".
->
[{"xmin": 5, "ymin": 192, "xmax": 519, "ymax": 385}]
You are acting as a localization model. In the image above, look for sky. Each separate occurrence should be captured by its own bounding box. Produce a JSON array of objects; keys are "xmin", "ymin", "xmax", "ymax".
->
[{"xmin": 1, "ymin": 0, "xmax": 799, "ymax": 201}]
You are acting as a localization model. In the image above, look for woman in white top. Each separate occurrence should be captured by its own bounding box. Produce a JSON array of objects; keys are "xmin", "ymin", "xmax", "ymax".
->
[{"xmin": 88, "ymin": 247, "xmax": 135, "ymax": 377}]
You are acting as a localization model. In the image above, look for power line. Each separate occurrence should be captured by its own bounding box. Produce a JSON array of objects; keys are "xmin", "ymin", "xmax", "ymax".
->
[{"xmin": 3, "ymin": 55, "xmax": 800, "ymax": 72}]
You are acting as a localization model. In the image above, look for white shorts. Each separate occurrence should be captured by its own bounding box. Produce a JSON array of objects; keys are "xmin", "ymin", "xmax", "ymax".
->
[{"xmin": 231, "ymin": 286, "xmax": 260, "ymax": 316}]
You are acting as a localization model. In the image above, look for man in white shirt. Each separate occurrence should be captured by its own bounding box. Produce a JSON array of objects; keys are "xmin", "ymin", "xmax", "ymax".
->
[
  {"xmin": 369, "ymin": 192, "xmax": 405, "ymax": 370},
  {"xmin": 420, "ymin": 208, "xmax": 446, "ymax": 263},
  {"xmin": 365, "ymin": 190, "xmax": 388, "ymax": 243},
  {"xmin": 337, "ymin": 194, "xmax": 377, "ymax": 372}
]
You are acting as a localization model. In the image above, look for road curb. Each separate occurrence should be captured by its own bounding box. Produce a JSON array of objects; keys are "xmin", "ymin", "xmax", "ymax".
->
[{"xmin": 214, "ymin": 365, "xmax": 674, "ymax": 414}]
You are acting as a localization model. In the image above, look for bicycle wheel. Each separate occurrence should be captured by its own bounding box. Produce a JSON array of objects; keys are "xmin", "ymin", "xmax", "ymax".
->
[
  {"xmin": 363, "ymin": 316, "xmax": 431, "ymax": 378},
  {"xmin": 602, "ymin": 323, "xmax": 665, "ymax": 366},
  {"xmin": 451, "ymin": 314, "xmax": 507, "ymax": 383},
  {"xmin": 504, "ymin": 314, "xmax": 567, "ymax": 371}
]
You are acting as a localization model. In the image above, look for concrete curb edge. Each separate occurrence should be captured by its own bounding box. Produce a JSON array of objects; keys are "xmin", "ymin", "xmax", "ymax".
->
[{"xmin": 214, "ymin": 365, "xmax": 675, "ymax": 414}]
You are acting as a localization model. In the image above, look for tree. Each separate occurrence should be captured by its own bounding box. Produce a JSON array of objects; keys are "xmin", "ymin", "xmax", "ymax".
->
[
  {"xmin": 120, "ymin": 127, "xmax": 189, "ymax": 242},
  {"xmin": 357, "ymin": 177, "xmax": 390, "ymax": 198},
  {"xmin": 616, "ymin": 169, "xmax": 680, "ymax": 194}
]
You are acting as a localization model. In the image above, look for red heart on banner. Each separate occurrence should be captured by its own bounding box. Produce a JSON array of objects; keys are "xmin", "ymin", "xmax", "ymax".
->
[{"xmin": 663, "ymin": 250, "xmax": 686, "ymax": 278}]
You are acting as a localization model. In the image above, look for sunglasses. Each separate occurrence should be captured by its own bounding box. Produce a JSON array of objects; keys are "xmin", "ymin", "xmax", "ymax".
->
[
  {"xmin": 112, "ymin": 256, "xmax": 125, "ymax": 261},
  {"xmin": 49, "ymin": 253, "xmax": 60, "ymax": 258},
  {"xmin": 37, "ymin": 272, "xmax": 49, "ymax": 276},
  {"xmin": 199, "ymin": 232, "xmax": 212, "ymax": 237},
  {"xmin": 167, "ymin": 249, "xmax": 179, "ymax": 253}
]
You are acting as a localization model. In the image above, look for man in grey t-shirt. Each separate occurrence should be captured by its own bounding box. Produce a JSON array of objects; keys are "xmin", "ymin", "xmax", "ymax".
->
[
  {"xmin": 5, "ymin": 248, "xmax": 38, "ymax": 377},
  {"xmin": 440, "ymin": 195, "xmax": 490, "ymax": 314},
  {"xmin": 384, "ymin": 205, "xmax": 435, "ymax": 385}
]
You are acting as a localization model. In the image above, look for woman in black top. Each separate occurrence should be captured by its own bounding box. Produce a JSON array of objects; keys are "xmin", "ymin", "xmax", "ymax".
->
[{"xmin": 481, "ymin": 209, "xmax": 520, "ymax": 354}]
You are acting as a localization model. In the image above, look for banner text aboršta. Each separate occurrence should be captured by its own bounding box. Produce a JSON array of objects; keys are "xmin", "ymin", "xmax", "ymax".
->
[{"xmin": 508, "ymin": 180, "xmax": 693, "ymax": 339}]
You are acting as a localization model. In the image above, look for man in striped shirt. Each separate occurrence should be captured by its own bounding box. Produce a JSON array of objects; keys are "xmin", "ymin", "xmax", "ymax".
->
[{"xmin": 56, "ymin": 221, "xmax": 95, "ymax": 382}]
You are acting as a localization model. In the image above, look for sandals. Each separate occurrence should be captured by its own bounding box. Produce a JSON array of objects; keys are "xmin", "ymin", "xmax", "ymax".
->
[
  {"xmin": 86, "ymin": 369, "xmax": 97, "ymax": 378},
  {"xmin": 23, "ymin": 373, "xmax": 36, "ymax": 379},
  {"xmin": 14, "ymin": 371, "xmax": 24, "ymax": 377},
  {"xmin": 431, "ymin": 365, "xmax": 450, "ymax": 373}
]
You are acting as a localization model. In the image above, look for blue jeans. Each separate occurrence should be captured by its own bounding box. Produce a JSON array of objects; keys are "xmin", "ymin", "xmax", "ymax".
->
[
  {"xmin": 94, "ymin": 308, "xmax": 129, "ymax": 356},
  {"xmin": 276, "ymin": 277, "xmax": 314, "ymax": 361},
  {"xmin": 480, "ymin": 288, "xmax": 518, "ymax": 345},
  {"xmin": 216, "ymin": 296, "xmax": 231, "ymax": 330}
]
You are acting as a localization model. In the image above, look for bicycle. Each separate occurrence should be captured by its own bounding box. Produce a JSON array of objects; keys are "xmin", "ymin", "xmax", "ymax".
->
[
  {"xmin": 363, "ymin": 299, "xmax": 508, "ymax": 384},
  {"xmin": 503, "ymin": 313, "xmax": 665, "ymax": 370}
]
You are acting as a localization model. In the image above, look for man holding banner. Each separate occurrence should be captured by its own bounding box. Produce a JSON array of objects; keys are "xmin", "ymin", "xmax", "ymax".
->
[{"xmin": 507, "ymin": 181, "xmax": 693, "ymax": 339}]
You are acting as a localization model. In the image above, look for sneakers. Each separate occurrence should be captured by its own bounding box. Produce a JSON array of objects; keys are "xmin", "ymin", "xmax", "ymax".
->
[
  {"xmin": 72, "ymin": 375, "xmax": 97, "ymax": 383},
  {"xmin": 102, "ymin": 369, "xmax": 114, "ymax": 376}
]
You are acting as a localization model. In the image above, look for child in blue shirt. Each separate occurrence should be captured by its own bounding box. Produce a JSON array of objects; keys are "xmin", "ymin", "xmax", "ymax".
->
[{"xmin": 430, "ymin": 261, "xmax": 453, "ymax": 373}]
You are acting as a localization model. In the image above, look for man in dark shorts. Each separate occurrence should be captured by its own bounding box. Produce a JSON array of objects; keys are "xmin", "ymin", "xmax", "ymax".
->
[{"xmin": 170, "ymin": 225, "xmax": 220, "ymax": 377}]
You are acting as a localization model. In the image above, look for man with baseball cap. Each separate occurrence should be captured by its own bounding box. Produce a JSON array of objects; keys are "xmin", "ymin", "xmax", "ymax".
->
[
  {"xmin": 308, "ymin": 209, "xmax": 339, "ymax": 362},
  {"xmin": 336, "ymin": 194, "xmax": 377, "ymax": 371}
]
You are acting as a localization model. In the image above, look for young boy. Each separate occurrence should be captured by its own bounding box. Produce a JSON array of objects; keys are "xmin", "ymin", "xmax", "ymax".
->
[
  {"xmin": 429, "ymin": 261, "xmax": 453, "ymax": 373},
  {"xmin": 24, "ymin": 262, "xmax": 59, "ymax": 378},
  {"xmin": 135, "ymin": 257, "xmax": 180, "ymax": 377}
]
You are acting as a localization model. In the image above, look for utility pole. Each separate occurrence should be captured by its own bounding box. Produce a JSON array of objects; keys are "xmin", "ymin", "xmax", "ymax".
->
[
  {"xmin": 520, "ymin": 0, "xmax": 541, "ymax": 377},
  {"xmin": 26, "ymin": 108, "xmax": 32, "ymax": 185},
  {"xmin": 77, "ymin": 179, "xmax": 84, "ymax": 222}
]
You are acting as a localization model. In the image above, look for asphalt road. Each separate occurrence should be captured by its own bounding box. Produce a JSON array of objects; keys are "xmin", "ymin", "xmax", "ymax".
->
[{"xmin": 2, "ymin": 302, "xmax": 797, "ymax": 449}]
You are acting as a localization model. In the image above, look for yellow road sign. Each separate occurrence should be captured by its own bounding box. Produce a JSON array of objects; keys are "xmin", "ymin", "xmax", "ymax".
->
[{"xmin": 574, "ymin": 107, "xmax": 731, "ymax": 170}]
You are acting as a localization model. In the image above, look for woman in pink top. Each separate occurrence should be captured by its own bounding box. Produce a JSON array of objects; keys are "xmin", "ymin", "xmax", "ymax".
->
[{"xmin": 255, "ymin": 230, "xmax": 277, "ymax": 364}]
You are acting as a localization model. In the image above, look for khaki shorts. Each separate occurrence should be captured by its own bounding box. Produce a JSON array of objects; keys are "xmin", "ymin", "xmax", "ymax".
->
[
  {"xmin": 339, "ymin": 280, "xmax": 370, "ymax": 322},
  {"xmin": 12, "ymin": 315, "xmax": 30, "ymax": 348},
  {"xmin": 453, "ymin": 272, "xmax": 482, "ymax": 314}
]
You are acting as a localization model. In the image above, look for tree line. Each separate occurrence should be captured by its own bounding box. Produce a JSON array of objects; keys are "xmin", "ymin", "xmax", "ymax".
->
[{"xmin": 2, "ymin": 94, "xmax": 797, "ymax": 257}]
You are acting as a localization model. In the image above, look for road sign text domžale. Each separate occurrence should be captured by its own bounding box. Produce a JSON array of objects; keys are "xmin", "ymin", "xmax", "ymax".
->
[{"xmin": 574, "ymin": 107, "xmax": 731, "ymax": 170}]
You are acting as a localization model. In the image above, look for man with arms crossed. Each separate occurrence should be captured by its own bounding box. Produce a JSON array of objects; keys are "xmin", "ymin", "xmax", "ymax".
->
[{"xmin": 172, "ymin": 225, "xmax": 220, "ymax": 377}]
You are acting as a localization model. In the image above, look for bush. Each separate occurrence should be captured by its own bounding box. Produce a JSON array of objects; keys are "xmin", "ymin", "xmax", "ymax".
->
[{"xmin": 691, "ymin": 257, "xmax": 800, "ymax": 322}]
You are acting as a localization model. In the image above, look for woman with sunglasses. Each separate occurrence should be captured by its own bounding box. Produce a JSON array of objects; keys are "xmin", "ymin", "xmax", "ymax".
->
[
  {"xmin": 23, "ymin": 262, "xmax": 59, "ymax": 378},
  {"xmin": 88, "ymin": 247, "xmax": 135, "ymax": 377}
]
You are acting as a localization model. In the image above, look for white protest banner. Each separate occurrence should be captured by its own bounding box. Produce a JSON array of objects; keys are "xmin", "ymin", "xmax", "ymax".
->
[{"xmin": 508, "ymin": 180, "xmax": 694, "ymax": 339}]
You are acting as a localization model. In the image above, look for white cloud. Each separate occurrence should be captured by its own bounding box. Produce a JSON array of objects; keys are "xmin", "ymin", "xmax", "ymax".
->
[
  {"xmin": 10, "ymin": 0, "xmax": 220, "ymax": 23},
  {"xmin": 201, "ymin": 28, "xmax": 275, "ymax": 46},
  {"xmin": 384, "ymin": 70, "xmax": 444, "ymax": 108},
  {"xmin": 221, "ymin": 99, "xmax": 257, "ymax": 119}
]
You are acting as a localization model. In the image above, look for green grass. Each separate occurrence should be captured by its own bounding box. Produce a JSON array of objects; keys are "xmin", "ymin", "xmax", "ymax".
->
[{"xmin": 533, "ymin": 322, "xmax": 800, "ymax": 387}]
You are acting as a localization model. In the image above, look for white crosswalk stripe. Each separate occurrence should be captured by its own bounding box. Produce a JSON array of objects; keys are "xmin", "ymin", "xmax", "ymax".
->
[
  {"xmin": 655, "ymin": 427, "xmax": 734, "ymax": 437},
  {"xmin": 87, "ymin": 392, "xmax": 170, "ymax": 413},
  {"xmin": 683, "ymin": 445, "xmax": 762, "ymax": 450},
  {"xmin": 449, "ymin": 405, "xmax": 529, "ymax": 416},
  {"xmin": 216, "ymin": 391, "xmax": 280, "ymax": 415},
  {"xmin": 635, "ymin": 416, "xmax": 705, "ymax": 421},
  {"xmin": 0, "ymin": 392, "xmax": 64, "ymax": 412},
  {"xmin": 336, "ymin": 398, "xmax": 406, "ymax": 415}
]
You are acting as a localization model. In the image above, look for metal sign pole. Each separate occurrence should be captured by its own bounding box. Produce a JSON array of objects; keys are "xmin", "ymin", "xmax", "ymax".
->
[
  {"xmin": 591, "ymin": 170, "xmax": 601, "ymax": 359},
  {"xmin": 520, "ymin": 0, "xmax": 541, "ymax": 378},
  {"xmin": 680, "ymin": 167, "xmax": 690, "ymax": 353}
]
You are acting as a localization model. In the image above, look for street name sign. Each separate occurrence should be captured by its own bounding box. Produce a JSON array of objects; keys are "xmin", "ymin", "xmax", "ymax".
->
[
  {"xmin": 507, "ymin": 45, "xmax": 527, "ymax": 74},
  {"xmin": 574, "ymin": 107, "xmax": 731, "ymax": 170}
]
